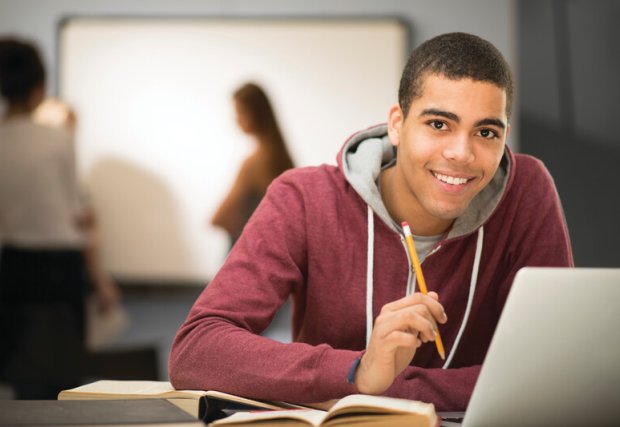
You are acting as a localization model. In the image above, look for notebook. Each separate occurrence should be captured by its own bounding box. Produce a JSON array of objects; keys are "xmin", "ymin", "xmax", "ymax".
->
[{"xmin": 447, "ymin": 267, "xmax": 620, "ymax": 427}]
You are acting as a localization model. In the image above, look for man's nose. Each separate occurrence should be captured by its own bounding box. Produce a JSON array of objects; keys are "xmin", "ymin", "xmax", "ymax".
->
[{"xmin": 442, "ymin": 133, "xmax": 475, "ymax": 165}]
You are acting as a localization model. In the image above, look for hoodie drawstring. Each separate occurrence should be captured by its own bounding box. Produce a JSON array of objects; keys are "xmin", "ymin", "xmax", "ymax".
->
[
  {"xmin": 364, "ymin": 205, "xmax": 485, "ymax": 367},
  {"xmin": 442, "ymin": 226, "xmax": 484, "ymax": 368},
  {"xmin": 365, "ymin": 205, "xmax": 375, "ymax": 347}
]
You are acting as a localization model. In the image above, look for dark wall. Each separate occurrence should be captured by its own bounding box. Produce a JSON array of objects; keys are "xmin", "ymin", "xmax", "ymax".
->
[{"xmin": 518, "ymin": 0, "xmax": 620, "ymax": 267}]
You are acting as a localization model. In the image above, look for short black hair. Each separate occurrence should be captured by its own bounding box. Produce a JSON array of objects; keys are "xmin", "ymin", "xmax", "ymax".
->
[
  {"xmin": 399, "ymin": 32, "xmax": 513, "ymax": 119},
  {"xmin": 0, "ymin": 37, "xmax": 45, "ymax": 104}
]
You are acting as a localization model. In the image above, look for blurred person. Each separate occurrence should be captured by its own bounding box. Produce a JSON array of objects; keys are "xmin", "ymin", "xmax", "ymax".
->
[
  {"xmin": 0, "ymin": 37, "xmax": 119, "ymax": 398},
  {"xmin": 211, "ymin": 83, "xmax": 294, "ymax": 246},
  {"xmin": 32, "ymin": 97, "xmax": 121, "ymax": 314}
]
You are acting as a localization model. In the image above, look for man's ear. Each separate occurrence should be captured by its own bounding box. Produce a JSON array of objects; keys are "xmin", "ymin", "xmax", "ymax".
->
[{"xmin": 387, "ymin": 103, "xmax": 404, "ymax": 147}]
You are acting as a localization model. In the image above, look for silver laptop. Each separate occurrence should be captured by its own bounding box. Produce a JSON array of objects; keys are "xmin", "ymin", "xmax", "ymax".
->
[{"xmin": 449, "ymin": 267, "xmax": 620, "ymax": 427}]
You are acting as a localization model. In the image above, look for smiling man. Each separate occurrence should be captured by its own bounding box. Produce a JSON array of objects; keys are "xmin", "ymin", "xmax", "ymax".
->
[
  {"xmin": 381, "ymin": 75, "xmax": 509, "ymax": 236},
  {"xmin": 170, "ymin": 32, "xmax": 573, "ymax": 411}
]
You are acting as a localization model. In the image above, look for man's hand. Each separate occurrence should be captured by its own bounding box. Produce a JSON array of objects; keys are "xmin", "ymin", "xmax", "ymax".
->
[{"xmin": 354, "ymin": 291, "xmax": 447, "ymax": 395}]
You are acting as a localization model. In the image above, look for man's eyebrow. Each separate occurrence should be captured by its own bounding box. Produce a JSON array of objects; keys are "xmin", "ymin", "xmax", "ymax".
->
[
  {"xmin": 474, "ymin": 118, "xmax": 506, "ymax": 130},
  {"xmin": 419, "ymin": 108, "xmax": 459, "ymax": 122},
  {"xmin": 419, "ymin": 108, "xmax": 507, "ymax": 130}
]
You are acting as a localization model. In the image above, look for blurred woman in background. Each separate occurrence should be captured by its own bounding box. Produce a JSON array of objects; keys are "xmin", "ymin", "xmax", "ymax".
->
[{"xmin": 211, "ymin": 83, "xmax": 294, "ymax": 246}]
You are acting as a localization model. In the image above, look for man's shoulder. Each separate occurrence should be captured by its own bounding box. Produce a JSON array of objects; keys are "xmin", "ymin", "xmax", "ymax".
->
[
  {"xmin": 276, "ymin": 164, "xmax": 343, "ymax": 187},
  {"xmin": 512, "ymin": 152, "xmax": 553, "ymax": 182},
  {"xmin": 508, "ymin": 153, "xmax": 559, "ymax": 201},
  {"xmin": 266, "ymin": 164, "xmax": 351, "ymax": 210},
  {"xmin": 513, "ymin": 152, "xmax": 547, "ymax": 170}
]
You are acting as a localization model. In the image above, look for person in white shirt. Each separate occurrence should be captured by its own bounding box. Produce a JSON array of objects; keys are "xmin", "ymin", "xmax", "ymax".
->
[{"xmin": 0, "ymin": 37, "xmax": 119, "ymax": 398}]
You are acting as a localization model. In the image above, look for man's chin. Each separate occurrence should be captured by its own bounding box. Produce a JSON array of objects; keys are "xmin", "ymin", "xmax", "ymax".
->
[{"xmin": 429, "ymin": 205, "xmax": 468, "ymax": 222}]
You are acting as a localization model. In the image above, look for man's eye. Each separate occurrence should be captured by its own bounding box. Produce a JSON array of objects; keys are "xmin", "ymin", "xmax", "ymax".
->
[
  {"xmin": 478, "ymin": 128, "xmax": 497, "ymax": 139},
  {"xmin": 430, "ymin": 120, "xmax": 446, "ymax": 130}
]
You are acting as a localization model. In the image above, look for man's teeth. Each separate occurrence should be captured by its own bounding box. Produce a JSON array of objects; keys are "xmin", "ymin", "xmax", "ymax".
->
[{"xmin": 434, "ymin": 172, "xmax": 468, "ymax": 185}]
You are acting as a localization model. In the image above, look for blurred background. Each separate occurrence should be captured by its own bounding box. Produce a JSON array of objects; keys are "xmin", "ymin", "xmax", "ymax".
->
[{"xmin": 0, "ymin": 0, "xmax": 618, "ymax": 391}]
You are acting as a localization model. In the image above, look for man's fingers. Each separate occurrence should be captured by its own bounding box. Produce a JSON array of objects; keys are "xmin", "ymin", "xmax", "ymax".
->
[
  {"xmin": 381, "ymin": 330, "xmax": 420, "ymax": 351},
  {"xmin": 358, "ymin": 292, "xmax": 448, "ymax": 396},
  {"xmin": 381, "ymin": 293, "xmax": 447, "ymax": 324},
  {"xmin": 381, "ymin": 293, "xmax": 425, "ymax": 312},
  {"xmin": 374, "ymin": 305, "xmax": 438, "ymax": 343}
]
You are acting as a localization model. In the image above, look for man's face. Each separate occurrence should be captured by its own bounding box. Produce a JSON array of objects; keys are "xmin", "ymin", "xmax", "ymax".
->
[{"xmin": 387, "ymin": 73, "xmax": 509, "ymax": 232}]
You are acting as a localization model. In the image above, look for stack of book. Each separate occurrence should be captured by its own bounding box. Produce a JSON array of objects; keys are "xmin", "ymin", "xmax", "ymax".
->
[{"xmin": 56, "ymin": 380, "xmax": 439, "ymax": 427}]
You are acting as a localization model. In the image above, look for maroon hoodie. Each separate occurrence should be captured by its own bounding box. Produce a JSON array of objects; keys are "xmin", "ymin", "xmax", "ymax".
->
[{"xmin": 169, "ymin": 124, "xmax": 573, "ymax": 411}]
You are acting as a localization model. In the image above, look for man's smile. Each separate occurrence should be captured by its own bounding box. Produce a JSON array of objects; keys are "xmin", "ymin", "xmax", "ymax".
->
[{"xmin": 431, "ymin": 171, "xmax": 476, "ymax": 187}]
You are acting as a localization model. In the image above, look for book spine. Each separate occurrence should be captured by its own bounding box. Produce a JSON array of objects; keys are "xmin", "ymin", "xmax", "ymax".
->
[{"xmin": 203, "ymin": 396, "xmax": 274, "ymax": 423}]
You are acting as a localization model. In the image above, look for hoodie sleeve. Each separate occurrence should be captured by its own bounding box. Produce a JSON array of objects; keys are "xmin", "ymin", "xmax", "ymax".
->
[{"xmin": 168, "ymin": 172, "xmax": 360, "ymax": 403}]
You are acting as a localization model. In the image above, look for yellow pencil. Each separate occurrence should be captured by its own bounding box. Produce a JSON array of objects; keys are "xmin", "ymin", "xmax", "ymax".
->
[{"xmin": 401, "ymin": 221, "xmax": 446, "ymax": 360}]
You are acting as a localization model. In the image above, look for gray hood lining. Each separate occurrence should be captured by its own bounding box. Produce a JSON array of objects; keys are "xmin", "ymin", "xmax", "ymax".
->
[{"xmin": 342, "ymin": 124, "xmax": 511, "ymax": 239}]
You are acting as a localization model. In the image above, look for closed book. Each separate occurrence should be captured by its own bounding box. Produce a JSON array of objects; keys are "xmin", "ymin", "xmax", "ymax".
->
[
  {"xmin": 58, "ymin": 380, "xmax": 305, "ymax": 422},
  {"xmin": 0, "ymin": 399, "xmax": 204, "ymax": 426}
]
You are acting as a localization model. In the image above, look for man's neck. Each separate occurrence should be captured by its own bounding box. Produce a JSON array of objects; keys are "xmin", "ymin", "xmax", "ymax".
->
[{"xmin": 379, "ymin": 167, "xmax": 453, "ymax": 236}]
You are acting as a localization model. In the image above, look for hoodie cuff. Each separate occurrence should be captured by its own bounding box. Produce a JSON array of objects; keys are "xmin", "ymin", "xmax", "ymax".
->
[
  {"xmin": 316, "ymin": 349, "xmax": 364, "ymax": 397},
  {"xmin": 347, "ymin": 350, "xmax": 367, "ymax": 384}
]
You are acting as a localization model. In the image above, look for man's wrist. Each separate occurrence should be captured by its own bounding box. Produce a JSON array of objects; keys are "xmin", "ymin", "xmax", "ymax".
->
[{"xmin": 347, "ymin": 356, "xmax": 362, "ymax": 384}]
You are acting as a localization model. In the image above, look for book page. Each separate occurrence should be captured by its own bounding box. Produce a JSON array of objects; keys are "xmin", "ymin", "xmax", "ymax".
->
[
  {"xmin": 325, "ymin": 394, "xmax": 436, "ymax": 426},
  {"xmin": 167, "ymin": 398, "xmax": 200, "ymax": 418},
  {"xmin": 59, "ymin": 380, "xmax": 308, "ymax": 413},
  {"xmin": 58, "ymin": 380, "xmax": 207, "ymax": 399},
  {"xmin": 211, "ymin": 408, "xmax": 327, "ymax": 427},
  {"xmin": 329, "ymin": 394, "xmax": 435, "ymax": 416}
]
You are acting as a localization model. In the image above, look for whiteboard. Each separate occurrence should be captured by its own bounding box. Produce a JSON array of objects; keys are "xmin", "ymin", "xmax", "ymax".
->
[{"xmin": 59, "ymin": 17, "xmax": 408, "ymax": 283}]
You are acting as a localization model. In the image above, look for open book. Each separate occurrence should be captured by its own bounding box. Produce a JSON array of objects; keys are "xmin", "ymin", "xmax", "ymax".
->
[
  {"xmin": 209, "ymin": 394, "xmax": 438, "ymax": 427},
  {"xmin": 58, "ymin": 380, "xmax": 305, "ymax": 422}
]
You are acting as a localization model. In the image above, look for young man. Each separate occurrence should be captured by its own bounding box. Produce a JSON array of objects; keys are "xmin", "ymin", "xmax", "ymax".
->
[{"xmin": 169, "ymin": 32, "xmax": 573, "ymax": 411}]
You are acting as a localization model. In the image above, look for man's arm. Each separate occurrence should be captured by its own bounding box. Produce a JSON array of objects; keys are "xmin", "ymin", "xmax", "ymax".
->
[{"xmin": 170, "ymin": 175, "xmax": 360, "ymax": 403}]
